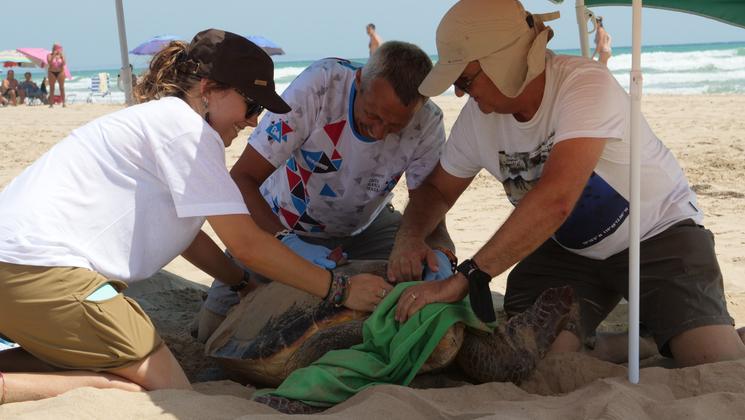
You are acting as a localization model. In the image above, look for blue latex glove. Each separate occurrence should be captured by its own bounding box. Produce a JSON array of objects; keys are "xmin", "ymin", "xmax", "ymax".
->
[
  {"xmin": 422, "ymin": 249, "xmax": 454, "ymax": 281},
  {"xmin": 280, "ymin": 233, "xmax": 338, "ymax": 269}
]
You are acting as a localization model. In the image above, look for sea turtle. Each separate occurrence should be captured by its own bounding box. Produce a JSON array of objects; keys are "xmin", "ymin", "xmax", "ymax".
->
[{"xmin": 204, "ymin": 260, "xmax": 574, "ymax": 411}]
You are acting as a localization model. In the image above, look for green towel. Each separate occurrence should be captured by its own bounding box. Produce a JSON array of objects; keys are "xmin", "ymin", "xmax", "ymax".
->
[{"xmin": 254, "ymin": 282, "xmax": 495, "ymax": 407}]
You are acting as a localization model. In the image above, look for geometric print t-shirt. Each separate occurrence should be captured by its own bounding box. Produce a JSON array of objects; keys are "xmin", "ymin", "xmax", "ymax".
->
[{"xmin": 248, "ymin": 58, "xmax": 445, "ymax": 237}]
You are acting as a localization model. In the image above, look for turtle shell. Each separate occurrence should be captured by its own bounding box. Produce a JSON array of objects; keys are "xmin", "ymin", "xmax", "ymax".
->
[
  {"xmin": 204, "ymin": 260, "xmax": 464, "ymax": 387},
  {"xmin": 205, "ymin": 261, "xmax": 382, "ymax": 386}
]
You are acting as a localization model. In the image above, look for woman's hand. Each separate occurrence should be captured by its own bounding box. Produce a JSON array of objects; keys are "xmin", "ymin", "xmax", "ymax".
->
[
  {"xmin": 387, "ymin": 237, "xmax": 438, "ymax": 283},
  {"xmin": 343, "ymin": 273, "xmax": 393, "ymax": 312},
  {"xmin": 394, "ymin": 274, "xmax": 469, "ymax": 323}
]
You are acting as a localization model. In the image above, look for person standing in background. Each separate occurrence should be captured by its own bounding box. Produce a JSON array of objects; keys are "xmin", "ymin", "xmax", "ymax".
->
[
  {"xmin": 366, "ymin": 23, "xmax": 383, "ymax": 56},
  {"xmin": 592, "ymin": 16, "xmax": 612, "ymax": 66},
  {"xmin": 46, "ymin": 43, "xmax": 67, "ymax": 107}
]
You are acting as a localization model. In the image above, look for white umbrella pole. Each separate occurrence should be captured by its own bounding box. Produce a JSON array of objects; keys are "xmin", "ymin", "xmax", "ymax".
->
[
  {"xmin": 575, "ymin": 0, "xmax": 591, "ymax": 57},
  {"xmin": 628, "ymin": 0, "xmax": 643, "ymax": 385},
  {"xmin": 114, "ymin": 0, "xmax": 134, "ymax": 106}
]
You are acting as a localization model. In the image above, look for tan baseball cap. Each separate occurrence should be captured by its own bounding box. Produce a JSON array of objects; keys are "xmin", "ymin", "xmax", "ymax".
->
[{"xmin": 419, "ymin": 0, "xmax": 559, "ymax": 98}]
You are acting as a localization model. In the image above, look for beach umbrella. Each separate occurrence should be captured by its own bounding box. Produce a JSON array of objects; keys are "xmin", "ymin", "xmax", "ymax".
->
[
  {"xmin": 129, "ymin": 34, "xmax": 183, "ymax": 55},
  {"xmin": 0, "ymin": 49, "xmax": 33, "ymax": 68},
  {"xmin": 15, "ymin": 48, "xmax": 72, "ymax": 79},
  {"xmin": 114, "ymin": 0, "xmax": 134, "ymax": 106},
  {"xmin": 552, "ymin": 0, "xmax": 745, "ymax": 384},
  {"xmin": 245, "ymin": 35, "xmax": 286, "ymax": 56}
]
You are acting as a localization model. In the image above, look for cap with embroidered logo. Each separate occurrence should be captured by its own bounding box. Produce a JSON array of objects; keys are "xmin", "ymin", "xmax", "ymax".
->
[{"xmin": 186, "ymin": 28, "xmax": 291, "ymax": 113}]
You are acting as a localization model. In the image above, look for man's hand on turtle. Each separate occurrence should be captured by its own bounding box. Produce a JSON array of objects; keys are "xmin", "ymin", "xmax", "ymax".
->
[
  {"xmin": 344, "ymin": 273, "xmax": 393, "ymax": 312},
  {"xmin": 387, "ymin": 237, "xmax": 439, "ymax": 283},
  {"xmin": 394, "ymin": 274, "xmax": 468, "ymax": 323}
]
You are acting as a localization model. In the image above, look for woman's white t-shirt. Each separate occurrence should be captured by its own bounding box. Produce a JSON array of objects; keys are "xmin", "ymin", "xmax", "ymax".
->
[
  {"xmin": 442, "ymin": 54, "xmax": 701, "ymax": 260},
  {"xmin": 0, "ymin": 97, "xmax": 248, "ymax": 282}
]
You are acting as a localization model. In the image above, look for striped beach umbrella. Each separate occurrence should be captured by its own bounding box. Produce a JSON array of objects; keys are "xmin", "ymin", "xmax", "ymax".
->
[{"xmin": 0, "ymin": 49, "xmax": 33, "ymax": 67}]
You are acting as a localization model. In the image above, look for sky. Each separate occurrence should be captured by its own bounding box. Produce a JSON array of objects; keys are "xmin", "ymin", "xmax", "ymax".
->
[{"xmin": 3, "ymin": 0, "xmax": 745, "ymax": 71}]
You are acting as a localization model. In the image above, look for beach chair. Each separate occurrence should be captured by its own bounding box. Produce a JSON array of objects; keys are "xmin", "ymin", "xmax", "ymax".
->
[{"xmin": 87, "ymin": 72, "xmax": 111, "ymax": 103}]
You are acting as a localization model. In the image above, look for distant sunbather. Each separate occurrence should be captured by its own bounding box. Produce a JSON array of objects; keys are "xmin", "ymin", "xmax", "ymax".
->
[
  {"xmin": 18, "ymin": 72, "xmax": 45, "ymax": 104},
  {"xmin": 1, "ymin": 69, "xmax": 20, "ymax": 106}
]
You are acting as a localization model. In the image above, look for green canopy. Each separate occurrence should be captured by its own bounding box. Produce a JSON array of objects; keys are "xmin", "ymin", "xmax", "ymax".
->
[{"xmin": 582, "ymin": 0, "xmax": 745, "ymax": 30}]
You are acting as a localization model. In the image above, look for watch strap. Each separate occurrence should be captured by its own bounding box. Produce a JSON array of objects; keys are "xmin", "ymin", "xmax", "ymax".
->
[
  {"xmin": 229, "ymin": 270, "xmax": 252, "ymax": 292},
  {"xmin": 457, "ymin": 259, "xmax": 496, "ymax": 323}
]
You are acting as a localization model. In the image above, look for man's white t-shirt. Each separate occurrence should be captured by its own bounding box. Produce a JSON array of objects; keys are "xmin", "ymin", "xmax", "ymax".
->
[
  {"xmin": 0, "ymin": 97, "xmax": 248, "ymax": 282},
  {"xmin": 442, "ymin": 54, "xmax": 701, "ymax": 260},
  {"xmin": 249, "ymin": 58, "xmax": 445, "ymax": 237}
]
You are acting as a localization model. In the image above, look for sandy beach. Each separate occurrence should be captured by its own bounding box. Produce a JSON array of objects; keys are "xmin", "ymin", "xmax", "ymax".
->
[{"xmin": 1, "ymin": 94, "xmax": 745, "ymax": 419}]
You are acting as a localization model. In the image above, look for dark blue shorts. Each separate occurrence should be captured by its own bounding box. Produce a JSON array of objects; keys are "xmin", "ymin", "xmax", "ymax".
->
[{"xmin": 504, "ymin": 219, "xmax": 734, "ymax": 357}]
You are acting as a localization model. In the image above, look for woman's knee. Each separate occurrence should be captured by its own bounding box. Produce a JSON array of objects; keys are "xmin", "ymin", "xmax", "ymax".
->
[{"xmin": 108, "ymin": 344, "xmax": 191, "ymax": 390}]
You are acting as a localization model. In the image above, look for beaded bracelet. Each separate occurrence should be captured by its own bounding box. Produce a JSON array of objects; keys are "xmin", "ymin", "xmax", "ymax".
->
[{"xmin": 324, "ymin": 270, "xmax": 349, "ymax": 307}]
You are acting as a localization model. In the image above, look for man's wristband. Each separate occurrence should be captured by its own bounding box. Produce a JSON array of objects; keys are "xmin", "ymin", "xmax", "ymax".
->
[
  {"xmin": 229, "ymin": 270, "xmax": 252, "ymax": 292},
  {"xmin": 456, "ymin": 258, "xmax": 495, "ymax": 323},
  {"xmin": 274, "ymin": 229, "xmax": 293, "ymax": 241}
]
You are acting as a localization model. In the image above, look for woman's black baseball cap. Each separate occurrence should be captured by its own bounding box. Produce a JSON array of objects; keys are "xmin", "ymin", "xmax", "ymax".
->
[{"xmin": 186, "ymin": 28, "xmax": 291, "ymax": 114}]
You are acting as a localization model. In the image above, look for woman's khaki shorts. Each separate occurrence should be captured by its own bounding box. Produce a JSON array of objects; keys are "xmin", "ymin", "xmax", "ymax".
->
[{"xmin": 0, "ymin": 262, "xmax": 162, "ymax": 371}]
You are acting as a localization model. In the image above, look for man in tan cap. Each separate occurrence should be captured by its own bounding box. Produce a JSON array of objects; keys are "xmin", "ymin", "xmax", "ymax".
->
[{"xmin": 388, "ymin": 0, "xmax": 745, "ymax": 367}]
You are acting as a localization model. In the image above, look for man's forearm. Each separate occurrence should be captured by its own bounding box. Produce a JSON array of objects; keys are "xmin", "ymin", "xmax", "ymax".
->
[
  {"xmin": 398, "ymin": 183, "xmax": 452, "ymax": 243},
  {"xmin": 425, "ymin": 218, "xmax": 456, "ymax": 253},
  {"xmin": 232, "ymin": 174, "xmax": 285, "ymax": 234},
  {"xmin": 472, "ymin": 186, "xmax": 570, "ymax": 278}
]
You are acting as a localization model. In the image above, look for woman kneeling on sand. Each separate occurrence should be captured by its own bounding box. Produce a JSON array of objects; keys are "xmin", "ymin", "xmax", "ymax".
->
[{"xmin": 0, "ymin": 29, "xmax": 390, "ymax": 404}]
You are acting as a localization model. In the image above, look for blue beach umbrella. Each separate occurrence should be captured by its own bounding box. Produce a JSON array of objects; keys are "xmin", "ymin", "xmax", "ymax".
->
[
  {"xmin": 129, "ymin": 34, "xmax": 183, "ymax": 55},
  {"xmin": 245, "ymin": 35, "xmax": 285, "ymax": 56}
]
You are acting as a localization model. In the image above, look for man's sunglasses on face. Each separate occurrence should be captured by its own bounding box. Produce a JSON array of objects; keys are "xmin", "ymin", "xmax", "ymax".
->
[{"xmin": 453, "ymin": 68, "xmax": 483, "ymax": 93}]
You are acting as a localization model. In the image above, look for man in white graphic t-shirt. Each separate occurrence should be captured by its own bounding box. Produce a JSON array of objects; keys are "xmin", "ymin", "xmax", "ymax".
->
[
  {"xmin": 196, "ymin": 41, "xmax": 455, "ymax": 341},
  {"xmin": 388, "ymin": 0, "xmax": 745, "ymax": 368}
]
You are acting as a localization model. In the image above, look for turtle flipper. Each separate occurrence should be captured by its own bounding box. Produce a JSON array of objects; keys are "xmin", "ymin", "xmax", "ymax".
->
[
  {"xmin": 457, "ymin": 286, "xmax": 574, "ymax": 384},
  {"xmin": 285, "ymin": 319, "xmax": 364, "ymax": 374},
  {"xmin": 254, "ymin": 394, "xmax": 324, "ymax": 414}
]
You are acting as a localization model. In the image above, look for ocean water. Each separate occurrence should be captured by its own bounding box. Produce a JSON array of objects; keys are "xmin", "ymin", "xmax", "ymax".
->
[{"xmin": 22, "ymin": 41, "xmax": 745, "ymax": 104}]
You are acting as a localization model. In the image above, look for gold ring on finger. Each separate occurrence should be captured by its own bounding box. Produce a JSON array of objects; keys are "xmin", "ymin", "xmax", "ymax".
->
[{"xmin": 411, "ymin": 293, "xmax": 417, "ymax": 300}]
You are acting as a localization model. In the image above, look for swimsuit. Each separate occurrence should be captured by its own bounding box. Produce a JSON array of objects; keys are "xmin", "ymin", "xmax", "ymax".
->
[{"xmin": 49, "ymin": 55, "xmax": 64, "ymax": 78}]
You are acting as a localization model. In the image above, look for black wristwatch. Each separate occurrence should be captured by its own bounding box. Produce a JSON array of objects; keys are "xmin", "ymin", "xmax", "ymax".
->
[
  {"xmin": 456, "ymin": 259, "xmax": 496, "ymax": 323},
  {"xmin": 229, "ymin": 270, "xmax": 252, "ymax": 292}
]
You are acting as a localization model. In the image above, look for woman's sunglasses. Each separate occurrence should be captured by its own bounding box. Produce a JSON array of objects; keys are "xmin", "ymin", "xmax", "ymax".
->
[{"xmin": 234, "ymin": 89, "xmax": 264, "ymax": 119}]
